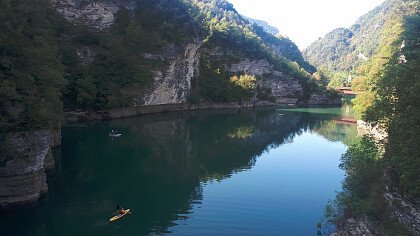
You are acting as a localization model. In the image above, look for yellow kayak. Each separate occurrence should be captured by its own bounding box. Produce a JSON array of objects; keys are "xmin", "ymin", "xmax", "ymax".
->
[{"xmin": 109, "ymin": 209, "xmax": 130, "ymax": 222}]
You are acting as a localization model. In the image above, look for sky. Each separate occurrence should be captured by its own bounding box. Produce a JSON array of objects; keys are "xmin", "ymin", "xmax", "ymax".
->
[{"xmin": 228, "ymin": 0, "xmax": 386, "ymax": 49}]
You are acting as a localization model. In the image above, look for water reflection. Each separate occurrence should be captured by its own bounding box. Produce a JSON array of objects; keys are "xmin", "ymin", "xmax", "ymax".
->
[{"xmin": 1, "ymin": 108, "xmax": 358, "ymax": 235}]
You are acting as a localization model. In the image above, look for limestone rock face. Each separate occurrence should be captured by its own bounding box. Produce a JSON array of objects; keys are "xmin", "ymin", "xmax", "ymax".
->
[
  {"xmin": 384, "ymin": 189, "xmax": 420, "ymax": 235},
  {"xmin": 0, "ymin": 130, "xmax": 58, "ymax": 210},
  {"xmin": 230, "ymin": 59, "xmax": 304, "ymax": 104},
  {"xmin": 143, "ymin": 42, "xmax": 202, "ymax": 106},
  {"xmin": 357, "ymin": 120, "xmax": 388, "ymax": 141},
  {"xmin": 331, "ymin": 216, "xmax": 377, "ymax": 236},
  {"xmin": 51, "ymin": 0, "xmax": 136, "ymax": 29},
  {"xmin": 259, "ymin": 71, "xmax": 303, "ymax": 103},
  {"xmin": 229, "ymin": 59, "xmax": 273, "ymax": 76},
  {"xmin": 331, "ymin": 186, "xmax": 420, "ymax": 236}
]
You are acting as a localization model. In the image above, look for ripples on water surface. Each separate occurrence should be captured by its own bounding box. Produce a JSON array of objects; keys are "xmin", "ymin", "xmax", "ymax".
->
[{"xmin": 1, "ymin": 107, "xmax": 358, "ymax": 235}]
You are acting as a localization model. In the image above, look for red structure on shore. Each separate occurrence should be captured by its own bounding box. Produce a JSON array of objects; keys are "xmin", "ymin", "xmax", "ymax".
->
[{"xmin": 336, "ymin": 87, "xmax": 357, "ymax": 95}]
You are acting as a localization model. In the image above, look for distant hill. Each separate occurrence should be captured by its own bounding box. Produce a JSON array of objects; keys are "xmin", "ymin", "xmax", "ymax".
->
[
  {"xmin": 303, "ymin": 0, "xmax": 403, "ymax": 72},
  {"xmin": 238, "ymin": 15, "xmax": 314, "ymax": 71}
]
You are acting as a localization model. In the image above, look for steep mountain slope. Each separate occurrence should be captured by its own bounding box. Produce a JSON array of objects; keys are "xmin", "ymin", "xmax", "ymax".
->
[
  {"xmin": 303, "ymin": 0, "xmax": 404, "ymax": 73},
  {"xmin": 1, "ymin": 0, "xmax": 323, "ymax": 132},
  {"xmin": 239, "ymin": 15, "xmax": 315, "ymax": 72}
]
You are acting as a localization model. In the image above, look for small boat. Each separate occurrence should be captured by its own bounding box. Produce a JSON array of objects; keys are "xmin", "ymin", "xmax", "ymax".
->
[
  {"xmin": 109, "ymin": 133, "xmax": 122, "ymax": 138},
  {"xmin": 110, "ymin": 209, "xmax": 130, "ymax": 222}
]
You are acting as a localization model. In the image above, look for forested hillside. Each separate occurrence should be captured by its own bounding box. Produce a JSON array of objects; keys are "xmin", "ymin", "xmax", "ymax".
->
[
  {"xmin": 351, "ymin": 0, "xmax": 419, "ymax": 198},
  {"xmin": 303, "ymin": 0, "xmax": 406, "ymax": 88},
  {"xmin": 0, "ymin": 0, "xmax": 67, "ymax": 131},
  {"xmin": 316, "ymin": 0, "xmax": 420, "ymax": 234},
  {"xmin": 0, "ymin": 0, "xmax": 321, "ymax": 135}
]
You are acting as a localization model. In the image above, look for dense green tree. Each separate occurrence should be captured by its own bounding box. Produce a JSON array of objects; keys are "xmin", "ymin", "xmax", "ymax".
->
[
  {"xmin": 0, "ymin": 0, "xmax": 66, "ymax": 131},
  {"xmin": 365, "ymin": 12, "xmax": 420, "ymax": 198},
  {"xmin": 230, "ymin": 74, "xmax": 256, "ymax": 102},
  {"xmin": 318, "ymin": 2, "xmax": 419, "ymax": 234}
]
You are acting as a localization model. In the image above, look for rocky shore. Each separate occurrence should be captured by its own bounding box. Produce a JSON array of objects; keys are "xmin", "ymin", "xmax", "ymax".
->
[
  {"xmin": 331, "ymin": 188, "xmax": 420, "ymax": 236},
  {"xmin": 330, "ymin": 121, "xmax": 420, "ymax": 236},
  {"xmin": 63, "ymin": 101, "xmax": 297, "ymax": 122},
  {"xmin": 331, "ymin": 216, "xmax": 380, "ymax": 236},
  {"xmin": 0, "ymin": 130, "xmax": 60, "ymax": 211}
]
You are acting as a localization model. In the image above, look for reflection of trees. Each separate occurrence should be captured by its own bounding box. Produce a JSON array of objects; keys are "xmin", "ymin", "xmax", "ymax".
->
[
  {"xmin": 312, "ymin": 120, "xmax": 359, "ymax": 146},
  {"xmin": 228, "ymin": 126, "xmax": 254, "ymax": 139},
  {"xmin": 318, "ymin": 137, "xmax": 386, "ymax": 235},
  {"xmin": 11, "ymin": 108, "xmax": 355, "ymax": 235}
]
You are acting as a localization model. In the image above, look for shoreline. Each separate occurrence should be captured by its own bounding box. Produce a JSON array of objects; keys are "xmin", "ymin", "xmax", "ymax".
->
[{"xmin": 63, "ymin": 101, "xmax": 342, "ymax": 123}]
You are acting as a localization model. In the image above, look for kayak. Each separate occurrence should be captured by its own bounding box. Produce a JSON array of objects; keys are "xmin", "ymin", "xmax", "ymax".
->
[
  {"xmin": 109, "ymin": 133, "xmax": 122, "ymax": 137},
  {"xmin": 109, "ymin": 209, "xmax": 130, "ymax": 222}
]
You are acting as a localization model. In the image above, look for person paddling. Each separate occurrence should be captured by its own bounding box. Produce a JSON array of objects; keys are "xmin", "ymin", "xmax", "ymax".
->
[
  {"xmin": 115, "ymin": 205, "xmax": 126, "ymax": 215},
  {"xmin": 110, "ymin": 205, "xmax": 131, "ymax": 222}
]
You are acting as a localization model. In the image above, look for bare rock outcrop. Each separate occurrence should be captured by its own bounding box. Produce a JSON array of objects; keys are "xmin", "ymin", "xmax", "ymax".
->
[
  {"xmin": 331, "ymin": 186, "xmax": 420, "ymax": 236},
  {"xmin": 383, "ymin": 174, "xmax": 420, "ymax": 235},
  {"xmin": 229, "ymin": 59, "xmax": 273, "ymax": 76},
  {"xmin": 51, "ymin": 0, "xmax": 135, "ymax": 29},
  {"xmin": 0, "ymin": 130, "xmax": 59, "ymax": 210},
  {"xmin": 384, "ymin": 190, "xmax": 420, "ymax": 235},
  {"xmin": 143, "ymin": 42, "xmax": 202, "ymax": 106},
  {"xmin": 230, "ymin": 59, "xmax": 303, "ymax": 104},
  {"xmin": 331, "ymin": 216, "xmax": 378, "ymax": 236},
  {"xmin": 357, "ymin": 120, "xmax": 388, "ymax": 142}
]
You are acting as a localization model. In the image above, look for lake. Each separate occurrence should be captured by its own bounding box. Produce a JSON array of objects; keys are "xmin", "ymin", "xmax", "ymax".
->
[{"xmin": 0, "ymin": 107, "xmax": 358, "ymax": 235}]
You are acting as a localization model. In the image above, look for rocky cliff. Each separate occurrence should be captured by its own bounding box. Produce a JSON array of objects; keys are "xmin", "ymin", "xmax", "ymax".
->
[
  {"xmin": 0, "ymin": 131, "xmax": 59, "ymax": 210},
  {"xmin": 229, "ymin": 59, "xmax": 303, "ymax": 104},
  {"xmin": 51, "ymin": 0, "xmax": 136, "ymax": 29},
  {"xmin": 51, "ymin": 0, "xmax": 327, "ymax": 110},
  {"xmin": 331, "ymin": 179, "xmax": 420, "ymax": 236},
  {"xmin": 143, "ymin": 42, "xmax": 202, "ymax": 106}
]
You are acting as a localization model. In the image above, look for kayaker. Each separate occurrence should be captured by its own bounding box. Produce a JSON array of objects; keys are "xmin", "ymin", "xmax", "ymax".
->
[{"xmin": 115, "ymin": 205, "xmax": 126, "ymax": 215}]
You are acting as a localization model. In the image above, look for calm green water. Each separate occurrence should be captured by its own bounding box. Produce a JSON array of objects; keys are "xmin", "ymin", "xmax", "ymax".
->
[{"xmin": 1, "ymin": 107, "xmax": 358, "ymax": 235}]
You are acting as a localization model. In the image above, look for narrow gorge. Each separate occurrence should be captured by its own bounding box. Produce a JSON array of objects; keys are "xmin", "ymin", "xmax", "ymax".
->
[
  {"xmin": 2, "ymin": 1, "xmax": 418, "ymax": 235},
  {"xmin": 0, "ymin": 0, "xmax": 339, "ymax": 210}
]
